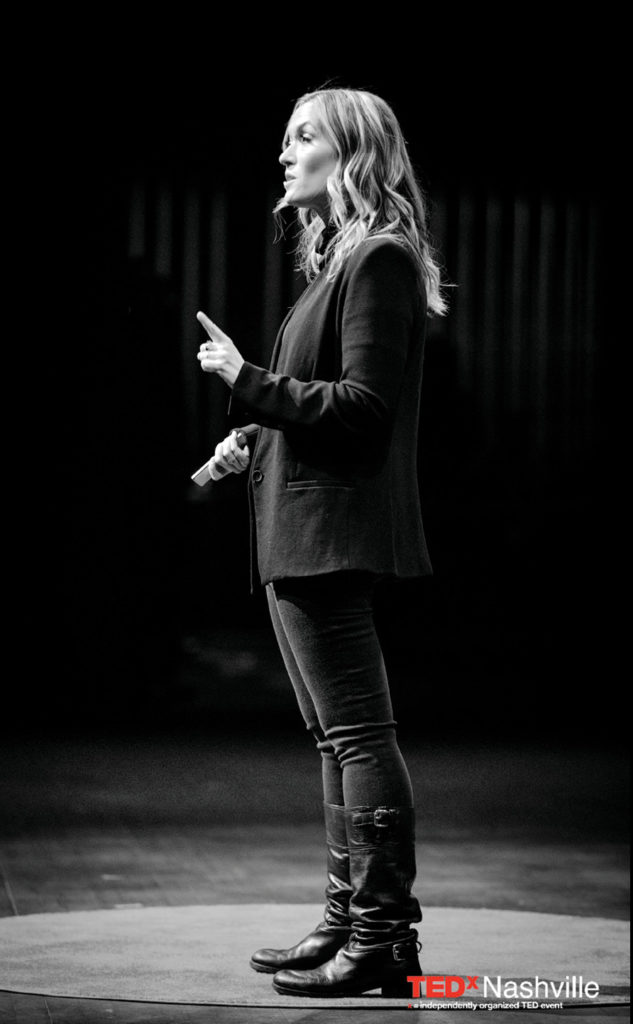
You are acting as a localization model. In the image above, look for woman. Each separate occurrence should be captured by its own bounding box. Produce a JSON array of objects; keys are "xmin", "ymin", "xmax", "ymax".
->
[{"xmin": 196, "ymin": 87, "xmax": 446, "ymax": 998}]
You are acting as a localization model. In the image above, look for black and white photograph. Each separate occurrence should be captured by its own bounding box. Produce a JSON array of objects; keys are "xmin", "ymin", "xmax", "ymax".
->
[{"xmin": 1, "ymin": 28, "xmax": 627, "ymax": 1024}]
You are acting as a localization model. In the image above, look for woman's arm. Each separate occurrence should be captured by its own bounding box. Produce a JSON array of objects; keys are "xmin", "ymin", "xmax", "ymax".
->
[{"xmin": 232, "ymin": 241, "xmax": 423, "ymax": 443}]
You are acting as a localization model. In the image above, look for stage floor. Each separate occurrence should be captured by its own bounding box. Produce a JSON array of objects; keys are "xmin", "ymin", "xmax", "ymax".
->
[{"xmin": 0, "ymin": 730, "xmax": 628, "ymax": 1022}]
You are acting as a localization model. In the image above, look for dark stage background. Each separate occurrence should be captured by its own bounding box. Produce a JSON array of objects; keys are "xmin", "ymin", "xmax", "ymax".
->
[{"xmin": 24, "ymin": 42, "xmax": 620, "ymax": 746}]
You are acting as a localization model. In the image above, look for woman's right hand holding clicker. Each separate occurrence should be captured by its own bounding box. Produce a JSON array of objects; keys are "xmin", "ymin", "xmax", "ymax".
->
[{"xmin": 209, "ymin": 430, "xmax": 251, "ymax": 481}]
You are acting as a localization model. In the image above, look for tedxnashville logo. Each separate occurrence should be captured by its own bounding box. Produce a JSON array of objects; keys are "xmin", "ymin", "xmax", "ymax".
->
[{"xmin": 406, "ymin": 975, "xmax": 600, "ymax": 1009}]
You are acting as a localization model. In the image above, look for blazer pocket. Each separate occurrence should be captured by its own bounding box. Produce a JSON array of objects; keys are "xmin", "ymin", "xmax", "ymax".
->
[{"xmin": 286, "ymin": 479, "xmax": 354, "ymax": 490}]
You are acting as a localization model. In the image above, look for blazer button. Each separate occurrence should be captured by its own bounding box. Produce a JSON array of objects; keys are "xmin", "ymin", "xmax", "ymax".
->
[{"xmin": 252, "ymin": 470, "xmax": 264, "ymax": 483}]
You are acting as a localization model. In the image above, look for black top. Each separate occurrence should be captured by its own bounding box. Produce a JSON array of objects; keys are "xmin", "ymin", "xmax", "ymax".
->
[{"xmin": 231, "ymin": 235, "xmax": 433, "ymax": 586}]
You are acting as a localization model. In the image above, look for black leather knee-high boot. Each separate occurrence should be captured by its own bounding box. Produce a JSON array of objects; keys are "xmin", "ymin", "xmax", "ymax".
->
[
  {"xmin": 272, "ymin": 806, "xmax": 422, "ymax": 997},
  {"xmin": 250, "ymin": 802, "xmax": 352, "ymax": 973}
]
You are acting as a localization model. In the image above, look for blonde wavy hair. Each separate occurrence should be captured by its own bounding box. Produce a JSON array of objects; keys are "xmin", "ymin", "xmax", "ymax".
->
[{"xmin": 275, "ymin": 87, "xmax": 447, "ymax": 316}]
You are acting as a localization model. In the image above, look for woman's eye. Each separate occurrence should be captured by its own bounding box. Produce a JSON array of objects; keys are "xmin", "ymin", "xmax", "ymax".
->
[{"xmin": 281, "ymin": 132, "xmax": 313, "ymax": 151}]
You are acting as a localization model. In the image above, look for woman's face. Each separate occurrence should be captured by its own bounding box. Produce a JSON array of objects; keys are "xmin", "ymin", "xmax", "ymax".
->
[{"xmin": 279, "ymin": 101, "xmax": 337, "ymax": 220}]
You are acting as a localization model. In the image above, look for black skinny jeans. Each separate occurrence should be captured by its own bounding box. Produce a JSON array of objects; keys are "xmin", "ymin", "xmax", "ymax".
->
[{"xmin": 266, "ymin": 571, "xmax": 414, "ymax": 809}]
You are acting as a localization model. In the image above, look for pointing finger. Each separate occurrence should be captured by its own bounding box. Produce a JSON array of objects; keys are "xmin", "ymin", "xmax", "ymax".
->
[{"xmin": 196, "ymin": 311, "xmax": 218, "ymax": 338}]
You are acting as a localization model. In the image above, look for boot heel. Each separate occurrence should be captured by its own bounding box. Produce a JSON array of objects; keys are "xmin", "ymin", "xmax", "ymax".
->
[{"xmin": 382, "ymin": 974, "xmax": 413, "ymax": 997}]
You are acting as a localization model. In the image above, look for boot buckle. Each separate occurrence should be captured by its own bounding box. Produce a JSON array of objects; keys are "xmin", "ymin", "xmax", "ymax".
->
[
  {"xmin": 392, "ymin": 941, "xmax": 409, "ymax": 962},
  {"xmin": 373, "ymin": 808, "xmax": 392, "ymax": 828}
]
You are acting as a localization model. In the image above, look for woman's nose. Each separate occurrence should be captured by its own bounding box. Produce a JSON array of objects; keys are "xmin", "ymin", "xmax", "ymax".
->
[{"xmin": 279, "ymin": 143, "xmax": 294, "ymax": 166}]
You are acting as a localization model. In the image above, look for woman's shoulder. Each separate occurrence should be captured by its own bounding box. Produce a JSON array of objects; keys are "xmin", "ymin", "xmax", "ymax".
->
[
  {"xmin": 338, "ymin": 235, "xmax": 421, "ymax": 302},
  {"xmin": 344, "ymin": 234, "xmax": 419, "ymax": 276},
  {"xmin": 334, "ymin": 234, "xmax": 426, "ymax": 316}
]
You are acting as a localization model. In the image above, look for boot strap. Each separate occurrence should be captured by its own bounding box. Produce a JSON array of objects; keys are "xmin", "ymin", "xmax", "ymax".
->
[{"xmin": 392, "ymin": 938, "xmax": 422, "ymax": 961}]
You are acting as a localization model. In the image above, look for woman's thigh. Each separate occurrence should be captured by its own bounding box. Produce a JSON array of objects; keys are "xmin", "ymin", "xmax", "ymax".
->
[
  {"xmin": 269, "ymin": 572, "xmax": 396, "ymax": 737},
  {"xmin": 266, "ymin": 582, "xmax": 320, "ymax": 730}
]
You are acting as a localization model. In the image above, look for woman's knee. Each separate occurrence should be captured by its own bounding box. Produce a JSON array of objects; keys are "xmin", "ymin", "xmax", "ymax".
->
[
  {"xmin": 310, "ymin": 724, "xmax": 338, "ymax": 760},
  {"xmin": 325, "ymin": 721, "xmax": 400, "ymax": 768}
]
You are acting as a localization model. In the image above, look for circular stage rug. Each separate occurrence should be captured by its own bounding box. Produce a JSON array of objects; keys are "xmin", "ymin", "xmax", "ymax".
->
[{"xmin": 0, "ymin": 904, "xmax": 629, "ymax": 1008}]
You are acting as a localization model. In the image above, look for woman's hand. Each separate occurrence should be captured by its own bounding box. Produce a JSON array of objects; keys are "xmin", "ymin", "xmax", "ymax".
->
[
  {"xmin": 209, "ymin": 430, "xmax": 251, "ymax": 481},
  {"xmin": 196, "ymin": 311, "xmax": 245, "ymax": 388}
]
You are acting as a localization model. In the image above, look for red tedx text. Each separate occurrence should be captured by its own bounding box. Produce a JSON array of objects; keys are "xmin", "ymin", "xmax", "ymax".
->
[{"xmin": 407, "ymin": 976, "xmax": 480, "ymax": 998}]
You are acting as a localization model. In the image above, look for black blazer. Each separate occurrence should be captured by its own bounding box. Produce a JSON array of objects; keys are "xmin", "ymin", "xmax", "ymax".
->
[{"xmin": 231, "ymin": 235, "xmax": 433, "ymax": 586}]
